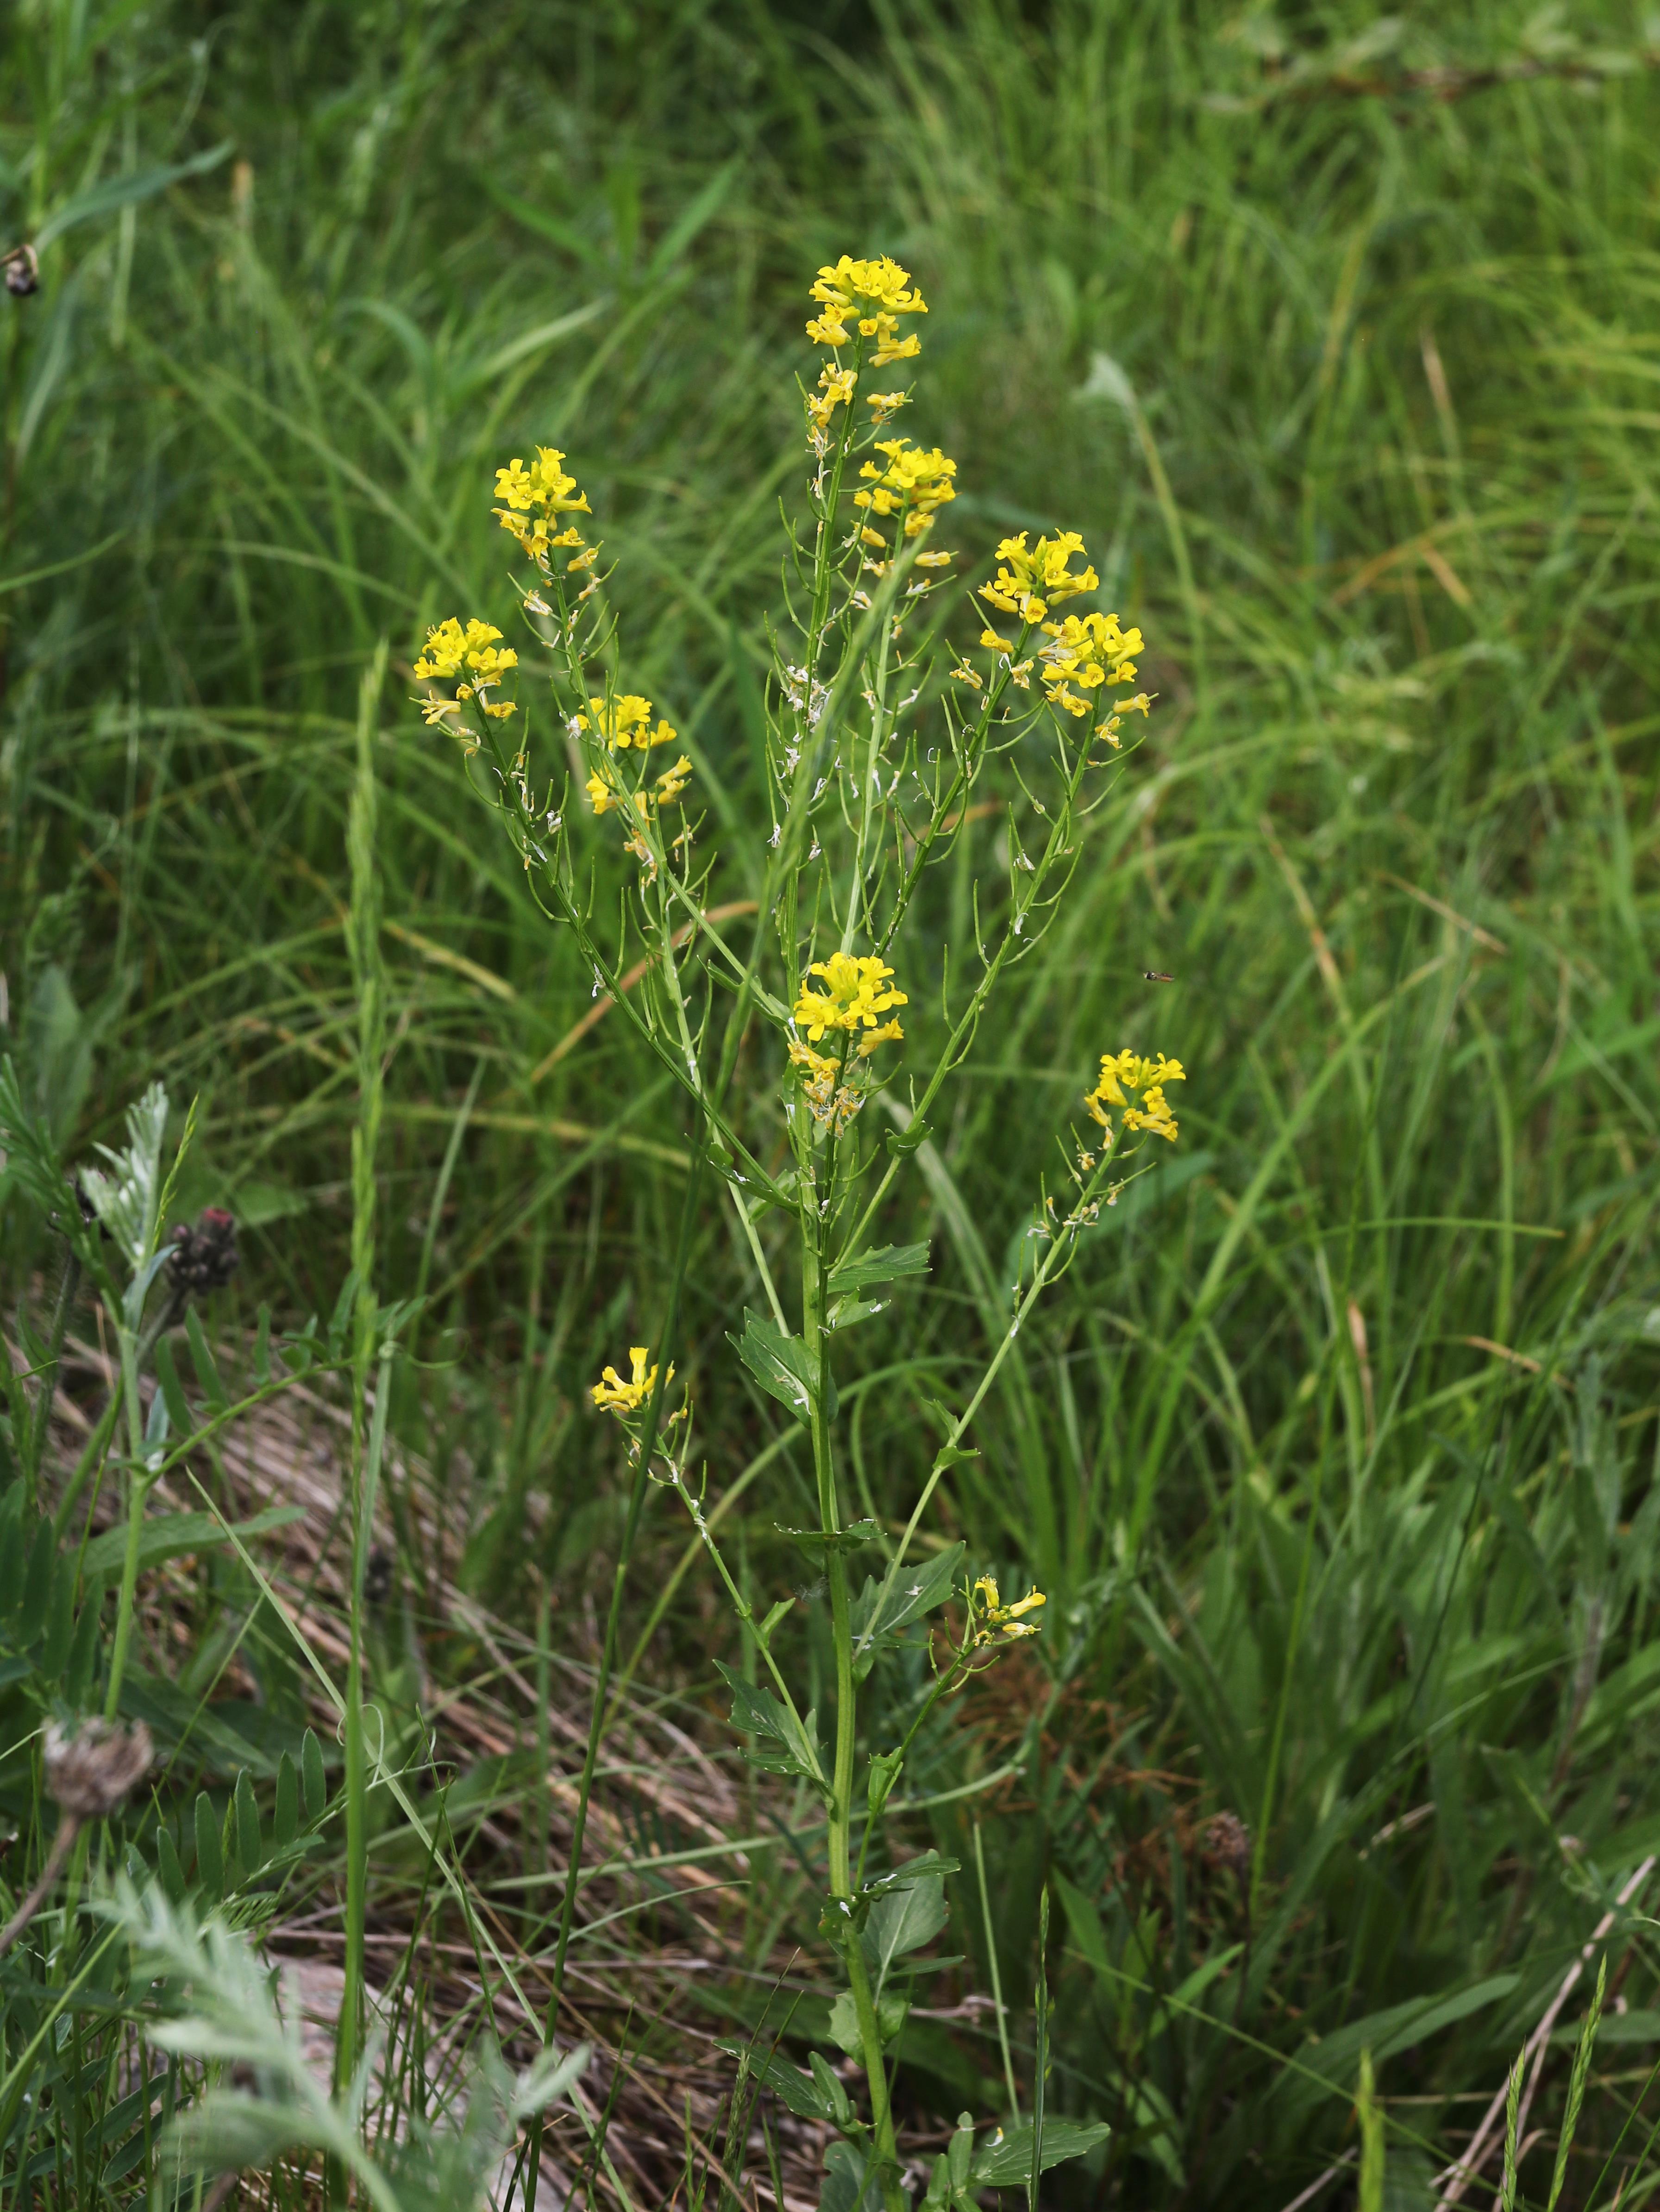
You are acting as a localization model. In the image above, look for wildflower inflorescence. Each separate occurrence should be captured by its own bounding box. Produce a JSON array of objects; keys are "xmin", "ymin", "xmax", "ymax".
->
[
  {"xmin": 591, "ymin": 1346, "xmax": 671, "ymax": 1417},
  {"xmin": 970, "ymin": 1574, "xmax": 1047, "ymax": 1645},
  {"xmin": 422, "ymin": 247, "xmax": 1183, "ymax": 2212},
  {"xmin": 1085, "ymin": 1049, "xmax": 1186, "ymax": 1144}
]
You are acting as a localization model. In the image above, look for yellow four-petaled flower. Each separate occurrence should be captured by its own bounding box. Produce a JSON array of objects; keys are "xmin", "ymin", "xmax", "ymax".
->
[
  {"xmin": 1084, "ymin": 1050, "xmax": 1186, "ymax": 1143},
  {"xmin": 807, "ymin": 256, "xmax": 928, "ymax": 359},
  {"xmin": 592, "ymin": 1346, "xmax": 672, "ymax": 1417},
  {"xmin": 792, "ymin": 953, "xmax": 908, "ymax": 1043},
  {"xmin": 973, "ymin": 1574, "xmax": 1047, "ymax": 1644}
]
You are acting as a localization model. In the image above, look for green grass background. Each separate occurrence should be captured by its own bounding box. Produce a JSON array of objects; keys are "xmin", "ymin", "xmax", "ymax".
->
[{"xmin": 4, "ymin": 0, "xmax": 1660, "ymax": 2203}]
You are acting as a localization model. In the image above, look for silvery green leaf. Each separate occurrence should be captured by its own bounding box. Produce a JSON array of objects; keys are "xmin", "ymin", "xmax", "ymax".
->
[
  {"xmin": 81, "ymin": 1081, "xmax": 169, "ymax": 1269},
  {"xmin": 510, "ymin": 2040, "xmax": 591, "ymax": 2123}
]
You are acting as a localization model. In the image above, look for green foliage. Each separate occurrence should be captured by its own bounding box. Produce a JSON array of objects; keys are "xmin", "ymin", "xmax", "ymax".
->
[{"xmin": 3, "ymin": 0, "xmax": 1660, "ymax": 2204}]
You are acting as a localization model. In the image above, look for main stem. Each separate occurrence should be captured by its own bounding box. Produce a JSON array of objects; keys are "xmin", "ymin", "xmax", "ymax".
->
[
  {"xmin": 802, "ymin": 1194, "xmax": 903, "ymax": 2212},
  {"xmin": 103, "ymin": 1320, "xmax": 151, "ymax": 1723}
]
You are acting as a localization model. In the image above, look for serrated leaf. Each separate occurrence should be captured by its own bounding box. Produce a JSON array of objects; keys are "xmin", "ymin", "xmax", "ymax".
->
[
  {"xmin": 827, "ymin": 1242, "xmax": 931, "ymax": 1297},
  {"xmin": 970, "ymin": 2119, "xmax": 1111, "ymax": 2185},
  {"xmin": 777, "ymin": 1518, "xmax": 878, "ymax": 1556},
  {"xmin": 826, "ymin": 1295, "xmax": 889, "ymax": 1332},
  {"xmin": 715, "ymin": 2041, "xmax": 835, "ymax": 2122},
  {"xmin": 714, "ymin": 1662, "xmax": 824, "ymax": 1788},
  {"xmin": 731, "ymin": 1308, "xmax": 827, "ymax": 1424},
  {"xmin": 850, "ymin": 1543, "xmax": 965, "ymax": 1672}
]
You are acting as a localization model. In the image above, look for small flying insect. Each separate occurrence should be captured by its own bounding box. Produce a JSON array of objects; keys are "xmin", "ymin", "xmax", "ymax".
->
[{"xmin": 1142, "ymin": 969, "xmax": 1175, "ymax": 983}]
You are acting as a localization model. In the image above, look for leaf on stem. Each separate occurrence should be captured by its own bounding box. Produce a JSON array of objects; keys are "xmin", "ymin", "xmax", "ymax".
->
[
  {"xmin": 821, "ymin": 2139, "xmax": 885, "ymax": 2212},
  {"xmin": 969, "ymin": 2119, "xmax": 1111, "ymax": 2185},
  {"xmin": 776, "ymin": 1518, "xmax": 879, "ymax": 1556},
  {"xmin": 732, "ymin": 1308, "xmax": 834, "ymax": 1424},
  {"xmin": 863, "ymin": 1871, "xmax": 949, "ymax": 1993},
  {"xmin": 713, "ymin": 1661, "xmax": 827, "ymax": 1791},
  {"xmin": 80, "ymin": 1081, "xmax": 170, "ymax": 1271},
  {"xmin": 827, "ymin": 1243, "xmax": 931, "ymax": 1297},
  {"xmin": 828, "ymin": 1988, "xmax": 908, "ymax": 2055},
  {"xmin": 849, "ymin": 1542, "xmax": 965, "ymax": 1675},
  {"xmin": 716, "ymin": 2041, "xmax": 839, "ymax": 2123}
]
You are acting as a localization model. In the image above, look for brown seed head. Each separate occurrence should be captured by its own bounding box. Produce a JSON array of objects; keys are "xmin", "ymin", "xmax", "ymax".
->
[
  {"xmin": 44, "ymin": 1719, "xmax": 153, "ymax": 1819},
  {"xmin": 168, "ymin": 1208, "xmax": 240, "ymax": 1297},
  {"xmin": 2, "ymin": 244, "xmax": 38, "ymax": 298},
  {"xmin": 1203, "ymin": 1810, "xmax": 1250, "ymax": 1874}
]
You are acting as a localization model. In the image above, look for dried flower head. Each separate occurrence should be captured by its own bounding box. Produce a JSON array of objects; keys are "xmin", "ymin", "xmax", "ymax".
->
[
  {"xmin": 168, "ymin": 1207, "xmax": 239, "ymax": 1297},
  {"xmin": 3, "ymin": 243, "xmax": 39, "ymax": 298},
  {"xmin": 44, "ymin": 1719, "xmax": 153, "ymax": 1819},
  {"xmin": 1204, "ymin": 1810, "xmax": 1250, "ymax": 1875}
]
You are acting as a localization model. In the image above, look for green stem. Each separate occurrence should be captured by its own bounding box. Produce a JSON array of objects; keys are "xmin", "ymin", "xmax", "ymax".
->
[
  {"xmin": 802, "ymin": 1177, "xmax": 903, "ymax": 2212},
  {"xmin": 102, "ymin": 1318, "xmax": 151, "ymax": 1723},
  {"xmin": 976, "ymin": 1820, "xmax": 1020, "ymax": 2123}
]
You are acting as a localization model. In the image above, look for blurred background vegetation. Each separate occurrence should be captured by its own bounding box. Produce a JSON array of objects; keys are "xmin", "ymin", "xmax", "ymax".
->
[{"xmin": 4, "ymin": 0, "xmax": 1660, "ymax": 2204}]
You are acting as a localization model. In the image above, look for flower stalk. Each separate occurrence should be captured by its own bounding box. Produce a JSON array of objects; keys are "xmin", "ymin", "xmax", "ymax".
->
[{"xmin": 418, "ymin": 250, "xmax": 1181, "ymax": 2203}]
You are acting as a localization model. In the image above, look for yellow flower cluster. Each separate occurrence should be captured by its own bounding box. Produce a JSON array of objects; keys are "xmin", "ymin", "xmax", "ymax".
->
[
  {"xmin": 584, "ymin": 754, "xmax": 694, "ymax": 821},
  {"xmin": 806, "ymin": 362, "xmax": 858, "ymax": 445},
  {"xmin": 979, "ymin": 531, "xmax": 1098, "ymax": 628},
  {"xmin": 807, "ymin": 254, "xmax": 927, "ymax": 365},
  {"xmin": 792, "ymin": 953, "xmax": 908, "ymax": 1044},
  {"xmin": 413, "ymin": 617, "xmax": 519, "ymax": 722},
  {"xmin": 579, "ymin": 694, "xmax": 678, "ymax": 750},
  {"xmin": 1038, "ymin": 609, "xmax": 1146, "ymax": 719},
  {"xmin": 1084, "ymin": 1050, "xmax": 1186, "ymax": 1143},
  {"xmin": 492, "ymin": 447, "xmax": 596, "ymax": 576},
  {"xmin": 787, "ymin": 1038, "xmax": 851, "ymax": 1130},
  {"xmin": 971, "ymin": 1574, "xmax": 1047, "ymax": 1645},
  {"xmin": 854, "ymin": 439, "xmax": 957, "ymax": 538},
  {"xmin": 592, "ymin": 1346, "xmax": 672, "ymax": 1416}
]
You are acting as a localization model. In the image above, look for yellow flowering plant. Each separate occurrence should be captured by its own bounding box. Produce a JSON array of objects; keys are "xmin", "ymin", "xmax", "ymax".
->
[{"xmin": 415, "ymin": 251, "xmax": 1184, "ymax": 2209}]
